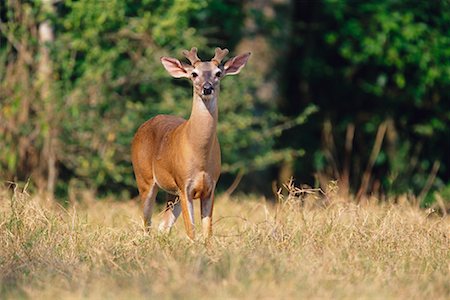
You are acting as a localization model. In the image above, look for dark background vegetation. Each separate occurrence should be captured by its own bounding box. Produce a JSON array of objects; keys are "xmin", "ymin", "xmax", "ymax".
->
[{"xmin": 1, "ymin": 0, "xmax": 449, "ymax": 206}]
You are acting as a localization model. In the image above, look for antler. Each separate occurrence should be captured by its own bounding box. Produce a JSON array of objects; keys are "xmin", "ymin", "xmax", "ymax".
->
[
  {"xmin": 182, "ymin": 47, "xmax": 201, "ymax": 66},
  {"xmin": 211, "ymin": 47, "xmax": 229, "ymax": 65}
]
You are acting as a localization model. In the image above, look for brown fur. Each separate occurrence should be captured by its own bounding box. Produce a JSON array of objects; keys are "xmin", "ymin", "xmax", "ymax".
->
[{"xmin": 131, "ymin": 48, "xmax": 250, "ymax": 239}]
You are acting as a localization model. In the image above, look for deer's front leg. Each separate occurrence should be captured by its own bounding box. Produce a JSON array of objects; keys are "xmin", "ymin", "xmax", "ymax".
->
[
  {"xmin": 180, "ymin": 191, "xmax": 195, "ymax": 240},
  {"xmin": 201, "ymin": 189, "xmax": 215, "ymax": 238}
]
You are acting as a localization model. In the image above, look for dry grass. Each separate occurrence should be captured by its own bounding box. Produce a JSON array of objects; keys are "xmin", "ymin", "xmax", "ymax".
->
[{"xmin": 1, "ymin": 184, "xmax": 449, "ymax": 300}]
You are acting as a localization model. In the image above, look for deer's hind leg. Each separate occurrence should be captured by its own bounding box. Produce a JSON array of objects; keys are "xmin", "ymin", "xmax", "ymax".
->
[
  {"xmin": 137, "ymin": 179, "xmax": 158, "ymax": 230},
  {"xmin": 158, "ymin": 193, "xmax": 181, "ymax": 232}
]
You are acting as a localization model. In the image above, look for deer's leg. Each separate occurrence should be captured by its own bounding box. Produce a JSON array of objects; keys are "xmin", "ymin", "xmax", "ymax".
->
[
  {"xmin": 140, "ymin": 182, "xmax": 158, "ymax": 230},
  {"xmin": 201, "ymin": 188, "xmax": 215, "ymax": 238},
  {"xmin": 180, "ymin": 192, "xmax": 195, "ymax": 240},
  {"xmin": 158, "ymin": 194, "xmax": 181, "ymax": 232}
]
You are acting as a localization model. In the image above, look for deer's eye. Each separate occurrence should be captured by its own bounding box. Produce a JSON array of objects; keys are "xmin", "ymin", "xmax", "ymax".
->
[
  {"xmin": 192, "ymin": 72, "xmax": 198, "ymax": 78},
  {"xmin": 216, "ymin": 71, "xmax": 222, "ymax": 77}
]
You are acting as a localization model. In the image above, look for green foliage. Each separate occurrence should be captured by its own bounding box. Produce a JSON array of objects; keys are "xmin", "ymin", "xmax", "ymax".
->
[
  {"xmin": 1, "ymin": 0, "xmax": 294, "ymax": 195},
  {"xmin": 279, "ymin": 0, "xmax": 450, "ymax": 197},
  {"xmin": 0, "ymin": 1, "xmax": 46, "ymax": 187},
  {"xmin": 53, "ymin": 0, "xmax": 210, "ymax": 192},
  {"xmin": 1, "ymin": 0, "xmax": 449, "ymax": 202}
]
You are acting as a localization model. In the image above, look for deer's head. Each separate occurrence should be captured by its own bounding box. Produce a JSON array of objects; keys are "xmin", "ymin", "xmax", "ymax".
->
[{"xmin": 161, "ymin": 47, "xmax": 251, "ymax": 98}]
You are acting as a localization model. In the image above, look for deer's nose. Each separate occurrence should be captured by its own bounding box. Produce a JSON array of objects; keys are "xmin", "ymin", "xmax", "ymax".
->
[{"xmin": 203, "ymin": 83, "xmax": 214, "ymax": 95}]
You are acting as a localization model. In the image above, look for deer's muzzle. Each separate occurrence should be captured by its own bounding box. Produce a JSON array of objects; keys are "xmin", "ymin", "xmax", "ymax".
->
[{"xmin": 203, "ymin": 82, "xmax": 214, "ymax": 95}]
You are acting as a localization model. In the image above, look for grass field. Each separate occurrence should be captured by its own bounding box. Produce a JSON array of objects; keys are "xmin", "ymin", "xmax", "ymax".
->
[{"xmin": 1, "ymin": 184, "xmax": 449, "ymax": 299}]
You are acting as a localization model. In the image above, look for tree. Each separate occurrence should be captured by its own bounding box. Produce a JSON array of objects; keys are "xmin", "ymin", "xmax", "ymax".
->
[{"xmin": 276, "ymin": 0, "xmax": 450, "ymax": 199}]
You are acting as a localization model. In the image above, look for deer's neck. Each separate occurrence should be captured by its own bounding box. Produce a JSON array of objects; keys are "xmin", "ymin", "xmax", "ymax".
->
[{"xmin": 186, "ymin": 92, "xmax": 218, "ymax": 156}]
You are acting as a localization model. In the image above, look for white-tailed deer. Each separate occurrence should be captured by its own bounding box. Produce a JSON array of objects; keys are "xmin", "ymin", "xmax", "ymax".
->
[{"xmin": 131, "ymin": 47, "xmax": 250, "ymax": 239}]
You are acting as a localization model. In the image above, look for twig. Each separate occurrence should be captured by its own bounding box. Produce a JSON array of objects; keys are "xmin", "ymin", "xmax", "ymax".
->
[
  {"xmin": 213, "ymin": 215, "xmax": 249, "ymax": 225},
  {"xmin": 341, "ymin": 123, "xmax": 355, "ymax": 195},
  {"xmin": 433, "ymin": 193, "xmax": 447, "ymax": 217},
  {"xmin": 0, "ymin": 22, "xmax": 33, "ymax": 65},
  {"xmin": 322, "ymin": 119, "xmax": 340, "ymax": 178},
  {"xmin": 356, "ymin": 121, "xmax": 388, "ymax": 201},
  {"xmin": 157, "ymin": 196, "xmax": 180, "ymax": 217},
  {"xmin": 417, "ymin": 160, "xmax": 440, "ymax": 204},
  {"xmin": 224, "ymin": 169, "xmax": 245, "ymax": 196}
]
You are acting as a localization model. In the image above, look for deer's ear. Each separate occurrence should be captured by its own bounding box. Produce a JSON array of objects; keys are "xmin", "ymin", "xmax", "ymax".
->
[
  {"xmin": 223, "ymin": 52, "xmax": 251, "ymax": 76},
  {"xmin": 161, "ymin": 57, "xmax": 193, "ymax": 78}
]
